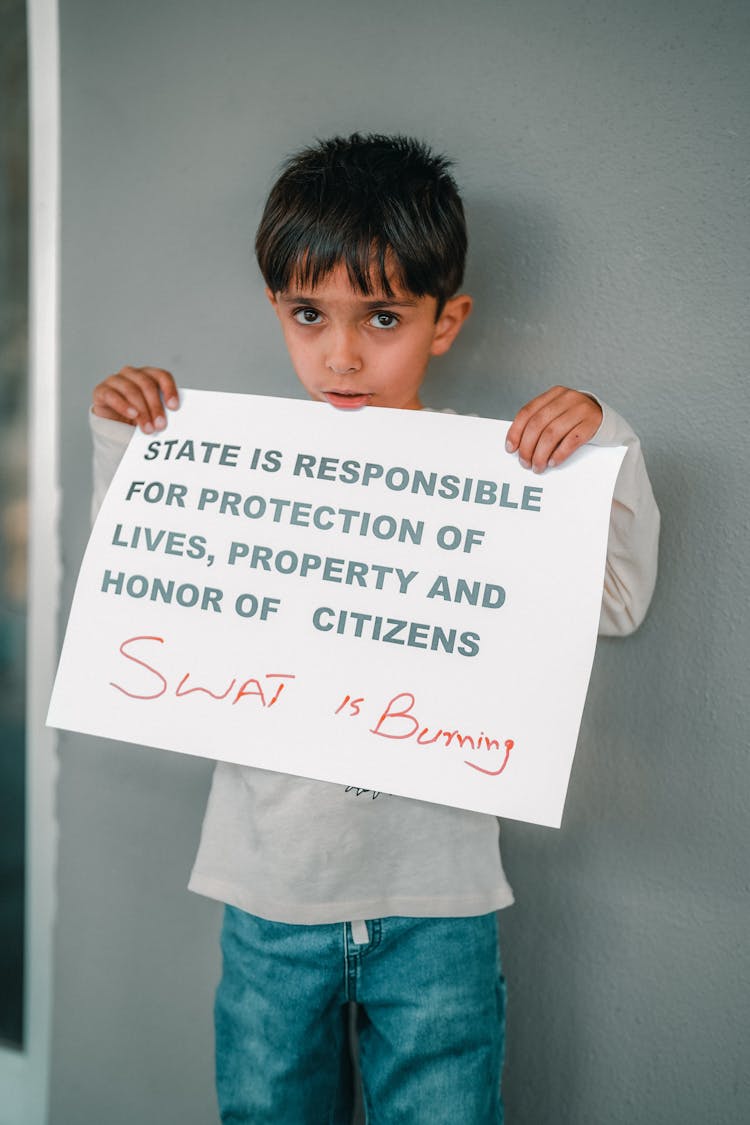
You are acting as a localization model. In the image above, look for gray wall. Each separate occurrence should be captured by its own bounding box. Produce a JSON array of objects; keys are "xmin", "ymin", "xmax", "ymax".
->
[{"xmin": 51, "ymin": 1, "xmax": 748, "ymax": 1122}]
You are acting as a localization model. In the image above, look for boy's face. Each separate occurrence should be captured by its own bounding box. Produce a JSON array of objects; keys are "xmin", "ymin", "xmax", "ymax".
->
[{"xmin": 267, "ymin": 263, "xmax": 472, "ymax": 411}]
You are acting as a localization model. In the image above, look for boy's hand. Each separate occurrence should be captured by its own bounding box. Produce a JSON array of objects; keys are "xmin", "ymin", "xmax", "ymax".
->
[
  {"xmin": 505, "ymin": 386, "xmax": 603, "ymax": 473},
  {"xmin": 92, "ymin": 366, "xmax": 180, "ymax": 434}
]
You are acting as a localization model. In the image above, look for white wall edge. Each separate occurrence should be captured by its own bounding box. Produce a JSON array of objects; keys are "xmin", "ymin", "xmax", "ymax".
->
[{"xmin": 0, "ymin": 1, "xmax": 61, "ymax": 1123}]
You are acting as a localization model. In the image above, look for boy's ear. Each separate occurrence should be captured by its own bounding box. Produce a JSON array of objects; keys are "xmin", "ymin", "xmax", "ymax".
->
[{"xmin": 430, "ymin": 294, "xmax": 473, "ymax": 357}]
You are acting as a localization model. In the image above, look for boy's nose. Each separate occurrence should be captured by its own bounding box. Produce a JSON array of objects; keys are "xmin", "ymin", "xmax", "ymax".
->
[
  {"xmin": 328, "ymin": 361, "xmax": 360, "ymax": 375},
  {"xmin": 326, "ymin": 329, "xmax": 362, "ymax": 375}
]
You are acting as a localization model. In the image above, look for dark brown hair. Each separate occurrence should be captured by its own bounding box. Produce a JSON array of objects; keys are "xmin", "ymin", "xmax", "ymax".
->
[{"xmin": 255, "ymin": 133, "xmax": 467, "ymax": 314}]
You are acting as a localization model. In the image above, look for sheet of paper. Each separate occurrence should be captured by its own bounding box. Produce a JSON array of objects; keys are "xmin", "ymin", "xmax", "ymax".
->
[{"xmin": 48, "ymin": 390, "xmax": 626, "ymax": 827}]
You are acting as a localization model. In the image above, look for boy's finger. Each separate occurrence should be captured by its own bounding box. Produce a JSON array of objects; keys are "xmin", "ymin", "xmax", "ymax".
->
[
  {"xmin": 546, "ymin": 405, "xmax": 603, "ymax": 468},
  {"xmin": 508, "ymin": 389, "xmax": 602, "ymax": 470},
  {"xmin": 95, "ymin": 372, "xmax": 158, "ymax": 431},
  {"xmin": 118, "ymin": 366, "xmax": 170, "ymax": 432},
  {"xmin": 546, "ymin": 425, "xmax": 594, "ymax": 469},
  {"xmin": 92, "ymin": 367, "xmax": 180, "ymax": 433},
  {"xmin": 91, "ymin": 401, "xmax": 137, "ymax": 425},
  {"xmin": 527, "ymin": 407, "xmax": 592, "ymax": 471},
  {"xmin": 521, "ymin": 405, "xmax": 593, "ymax": 470},
  {"xmin": 515, "ymin": 398, "xmax": 574, "ymax": 468},
  {"xmin": 526, "ymin": 396, "xmax": 602, "ymax": 471},
  {"xmin": 92, "ymin": 378, "xmax": 145, "ymax": 423},
  {"xmin": 141, "ymin": 366, "xmax": 180, "ymax": 411},
  {"xmin": 505, "ymin": 386, "xmax": 567, "ymax": 452}
]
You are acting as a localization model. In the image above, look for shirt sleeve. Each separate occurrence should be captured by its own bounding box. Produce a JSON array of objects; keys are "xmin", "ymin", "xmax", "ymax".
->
[
  {"xmin": 587, "ymin": 398, "xmax": 660, "ymax": 636},
  {"xmin": 89, "ymin": 409, "xmax": 135, "ymax": 524}
]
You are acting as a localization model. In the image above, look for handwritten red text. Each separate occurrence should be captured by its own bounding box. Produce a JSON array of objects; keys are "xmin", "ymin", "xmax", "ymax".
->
[{"xmin": 110, "ymin": 635, "xmax": 295, "ymax": 707}]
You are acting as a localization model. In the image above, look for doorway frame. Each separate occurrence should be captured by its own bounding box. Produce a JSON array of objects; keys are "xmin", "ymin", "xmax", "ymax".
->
[{"xmin": 0, "ymin": 1, "xmax": 59, "ymax": 1122}]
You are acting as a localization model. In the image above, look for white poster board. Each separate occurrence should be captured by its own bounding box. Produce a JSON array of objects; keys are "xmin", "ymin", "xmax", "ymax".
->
[{"xmin": 48, "ymin": 390, "xmax": 625, "ymax": 827}]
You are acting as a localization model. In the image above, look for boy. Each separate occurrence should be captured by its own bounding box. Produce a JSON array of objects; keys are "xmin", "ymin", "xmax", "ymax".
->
[{"xmin": 90, "ymin": 134, "xmax": 659, "ymax": 1124}]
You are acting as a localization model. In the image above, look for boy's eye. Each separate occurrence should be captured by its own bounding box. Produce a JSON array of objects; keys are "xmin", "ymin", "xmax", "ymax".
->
[
  {"xmin": 293, "ymin": 307, "xmax": 323, "ymax": 325},
  {"xmin": 369, "ymin": 311, "xmax": 399, "ymax": 329}
]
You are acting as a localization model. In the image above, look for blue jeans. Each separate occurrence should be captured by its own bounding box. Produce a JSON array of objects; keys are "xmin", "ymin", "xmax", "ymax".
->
[{"xmin": 215, "ymin": 907, "xmax": 506, "ymax": 1124}]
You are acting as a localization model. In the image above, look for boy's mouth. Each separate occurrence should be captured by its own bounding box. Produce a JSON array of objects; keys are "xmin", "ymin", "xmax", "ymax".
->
[{"xmin": 323, "ymin": 391, "xmax": 373, "ymax": 410}]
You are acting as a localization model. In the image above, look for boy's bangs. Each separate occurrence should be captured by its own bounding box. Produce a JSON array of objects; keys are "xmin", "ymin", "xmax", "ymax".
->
[
  {"xmin": 279, "ymin": 233, "xmax": 407, "ymax": 299},
  {"xmin": 255, "ymin": 134, "xmax": 467, "ymax": 308}
]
